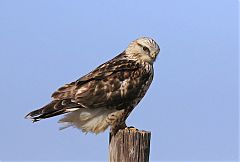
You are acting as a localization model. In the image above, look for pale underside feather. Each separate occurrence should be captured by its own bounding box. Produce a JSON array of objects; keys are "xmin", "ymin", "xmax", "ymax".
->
[{"xmin": 58, "ymin": 108, "xmax": 117, "ymax": 134}]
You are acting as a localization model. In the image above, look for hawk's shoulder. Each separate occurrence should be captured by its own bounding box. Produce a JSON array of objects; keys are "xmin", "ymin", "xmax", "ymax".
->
[{"xmin": 75, "ymin": 52, "xmax": 142, "ymax": 84}]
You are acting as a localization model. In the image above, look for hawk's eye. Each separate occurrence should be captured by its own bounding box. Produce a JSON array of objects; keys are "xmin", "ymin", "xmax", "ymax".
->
[{"xmin": 142, "ymin": 46, "xmax": 150, "ymax": 53}]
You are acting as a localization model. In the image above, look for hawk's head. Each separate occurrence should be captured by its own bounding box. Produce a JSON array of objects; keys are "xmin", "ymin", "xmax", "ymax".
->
[{"xmin": 125, "ymin": 37, "xmax": 160, "ymax": 64}]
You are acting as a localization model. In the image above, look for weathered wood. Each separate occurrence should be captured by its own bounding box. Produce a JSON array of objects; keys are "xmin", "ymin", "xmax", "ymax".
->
[{"xmin": 109, "ymin": 128, "xmax": 151, "ymax": 162}]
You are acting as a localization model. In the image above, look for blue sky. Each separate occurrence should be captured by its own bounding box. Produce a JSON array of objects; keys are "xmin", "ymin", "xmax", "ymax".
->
[{"xmin": 0, "ymin": 0, "xmax": 238, "ymax": 161}]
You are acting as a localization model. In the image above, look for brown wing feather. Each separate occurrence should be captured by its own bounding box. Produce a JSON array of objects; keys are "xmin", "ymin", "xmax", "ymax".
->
[
  {"xmin": 54, "ymin": 59, "xmax": 151, "ymax": 110},
  {"xmin": 51, "ymin": 81, "xmax": 77, "ymax": 100},
  {"xmin": 74, "ymin": 69, "xmax": 151, "ymax": 110},
  {"xmin": 51, "ymin": 53, "xmax": 141, "ymax": 101},
  {"xmin": 25, "ymin": 99, "xmax": 82, "ymax": 122},
  {"xmin": 26, "ymin": 53, "xmax": 152, "ymax": 122}
]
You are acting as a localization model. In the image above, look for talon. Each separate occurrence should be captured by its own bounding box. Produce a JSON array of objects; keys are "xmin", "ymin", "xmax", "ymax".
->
[{"xmin": 125, "ymin": 126, "xmax": 138, "ymax": 131}]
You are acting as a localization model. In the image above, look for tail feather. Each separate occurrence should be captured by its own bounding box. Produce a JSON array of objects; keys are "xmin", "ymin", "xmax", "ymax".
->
[{"xmin": 25, "ymin": 100, "xmax": 80, "ymax": 122}]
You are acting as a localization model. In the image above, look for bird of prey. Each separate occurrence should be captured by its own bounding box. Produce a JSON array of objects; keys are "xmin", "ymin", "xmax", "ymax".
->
[{"xmin": 25, "ymin": 37, "xmax": 160, "ymax": 134}]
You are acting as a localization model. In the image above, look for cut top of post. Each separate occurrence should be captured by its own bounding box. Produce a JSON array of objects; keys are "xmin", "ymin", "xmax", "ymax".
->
[{"xmin": 109, "ymin": 129, "xmax": 151, "ymax": 162}]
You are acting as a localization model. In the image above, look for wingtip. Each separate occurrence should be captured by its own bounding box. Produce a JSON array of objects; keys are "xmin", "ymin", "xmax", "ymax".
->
[
  {"xmin": 24, "ymin": 113, "xmax": 40, "ymax": 123},
  {"xmin": 24, "ymin": 113, "xmax": 32, "ymax": 120}
]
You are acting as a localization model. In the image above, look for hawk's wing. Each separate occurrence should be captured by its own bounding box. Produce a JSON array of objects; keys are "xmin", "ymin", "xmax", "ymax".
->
[
  {"xmin": 26, "ymin": 55, "xmax": 152, "ymax": 122},
  {"xmin": 51, "ymin": 58, "xmax": 141, "ymax": 100},
  {"xmin": 52, "ymin": 57, "xmax": 151, "ymax": 109}
]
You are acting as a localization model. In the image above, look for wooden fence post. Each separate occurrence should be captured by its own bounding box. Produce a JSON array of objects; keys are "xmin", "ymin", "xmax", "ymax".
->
[{"xmin": 109, "ymin": 128, "xmax": 151, "ymax": 162}]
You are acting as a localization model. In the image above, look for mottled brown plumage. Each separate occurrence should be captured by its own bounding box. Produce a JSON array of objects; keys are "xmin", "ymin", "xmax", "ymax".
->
[{"xmin": 25, "ymin": 37, "xmax": 160, "ymax": 134}]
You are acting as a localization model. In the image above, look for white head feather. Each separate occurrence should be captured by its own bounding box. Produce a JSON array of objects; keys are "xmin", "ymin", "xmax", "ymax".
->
[{"xmin": 125, "ymin": 37, "xmax": 160, "ymax": 64}]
